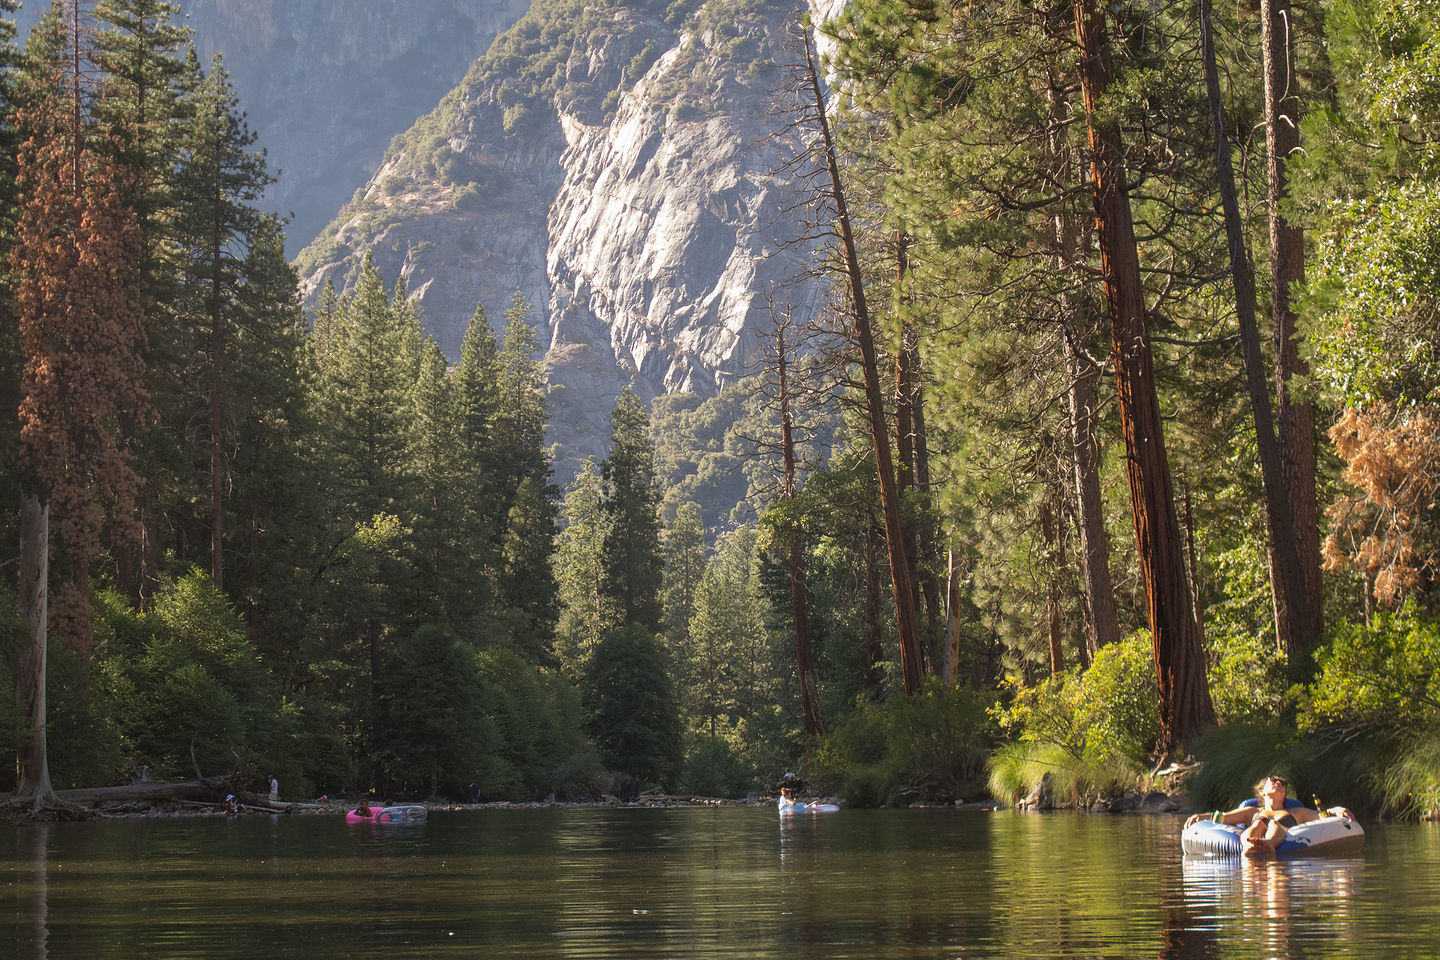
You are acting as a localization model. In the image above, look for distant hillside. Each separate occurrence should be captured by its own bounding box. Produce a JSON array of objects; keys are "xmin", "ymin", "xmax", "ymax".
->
[{"xmin": 12, "ymin": 0, "xmax": 532, "ymax": 257}]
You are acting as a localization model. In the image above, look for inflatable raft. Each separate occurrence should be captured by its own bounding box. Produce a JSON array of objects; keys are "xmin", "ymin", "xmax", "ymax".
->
[
  {"xmin": 345, "ymin": 805, "xmax": 428, "ymax": 825},
  {"xmin": 1181, "ymin": 814, "xmax": 1364, "ymax": 858},
  {"xmin": 778, "ymin": 796, "xmax": 839, "ymax": 814}
]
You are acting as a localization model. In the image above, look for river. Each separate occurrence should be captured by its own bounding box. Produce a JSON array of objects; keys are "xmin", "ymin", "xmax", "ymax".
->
[{"xmin": 5, "ymin": 806, "xmax": 1439, "ymax": 958}]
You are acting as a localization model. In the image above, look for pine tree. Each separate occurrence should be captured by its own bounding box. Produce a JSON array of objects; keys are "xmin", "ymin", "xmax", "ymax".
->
[
  {"xmin": 555, "ymin": 458, "xmax": 612, "ymax": 673},
  {"xmin": 447, "ymin": 301, "xmax": 502, "ymax": 631},
  {"xmin": 12, "ymin": 22, "xmax": 149, "ymax": 659},
  {"xmin": 227, "ymin": 215, "xmax": 323, "ymax": 663},
  {"xmin": 407, "ymin": 336, "xmax": 454, "ymax": 602},
  {"xmin": 314, "ymin": 253, "xmax": 421, "ymax": 524},
  {"xmin": 172, "ymin": 52, "xmax": 270, "ymax": 588},
  {"xmin": 600, "ymin": 387, "xmax": 664, "ymax": 632},
  {"xmin": 661, "ymin": 501, "xmax": 707, "ymax": 704},
  {"xmin": 493, "ymin": 292, "xmax": 558, "ymax": 654}
]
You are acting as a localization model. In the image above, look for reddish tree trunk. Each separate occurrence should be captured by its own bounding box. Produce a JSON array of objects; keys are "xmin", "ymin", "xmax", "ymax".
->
[{"xmin": 1074, "ymin": 0, "xmax": 1215, "ymax": 749}]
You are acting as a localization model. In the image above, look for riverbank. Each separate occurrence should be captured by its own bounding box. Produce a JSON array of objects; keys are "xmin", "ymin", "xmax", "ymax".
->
[{"xmin": 3, "ymin": 783, "xmax": 1192, "ymax": 824}]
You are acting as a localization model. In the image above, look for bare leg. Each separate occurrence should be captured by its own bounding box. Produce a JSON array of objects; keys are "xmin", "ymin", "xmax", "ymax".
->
[{"xmin": 1242, "ymin": 819, "xmax": 1271, "ymax": 857}]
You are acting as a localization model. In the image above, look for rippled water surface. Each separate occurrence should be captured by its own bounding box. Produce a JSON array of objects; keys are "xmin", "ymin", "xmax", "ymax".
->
[{"xmin": 5, "ymin": 807, "xmax": 1440, "ymax": 958}]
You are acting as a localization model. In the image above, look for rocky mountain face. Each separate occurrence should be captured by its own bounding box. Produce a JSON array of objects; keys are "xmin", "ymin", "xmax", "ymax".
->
[{"xmin": 294, "ymin": 0, "xmax": 836, "ymax": 478}]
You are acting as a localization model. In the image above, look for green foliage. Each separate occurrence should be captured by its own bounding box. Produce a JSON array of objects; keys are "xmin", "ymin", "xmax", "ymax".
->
[
  {"xmin": 87, "ymin": 573, "xmax": 284, "ymax": 782},
  {"xmin": 375, "ymin": 623, "xmax": 490, "ymax": 799},
  {"xmin": 1206, "ymin": 631, "xmax": 1289, "ymax": 725},
  {"xmin": 986, "ymin": 634, "xmax": 1161, "ymax": 803},
  {"xmin": 812, "ymin": 679, "xmax": 995, "ymax": 806},
  {"xmin": 473, "ymin": 649, "xmax": 586, "ymax": 800},
  {"xmin": 583, "ymin": 623, "xmax": 683, "ymax": 789},
  {"xmin": 601, "ymin": 388, "xmax": 665, "ymax": 631},
  {"xmin": 1301, "ymin": 605, "xmax": 1440, "ymax": 734},
  {"xmin": 0, "ymin": 581, "xmax": 29, "ymax": 782},
  {"xmin": 681, "ymin": 734, "xmax": 752, "ymax": 797}
]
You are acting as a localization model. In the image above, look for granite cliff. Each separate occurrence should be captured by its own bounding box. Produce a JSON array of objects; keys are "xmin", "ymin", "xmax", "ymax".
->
[{"xmin": 294, "ymin": 0, "xmax": 835, "ymax": 476}]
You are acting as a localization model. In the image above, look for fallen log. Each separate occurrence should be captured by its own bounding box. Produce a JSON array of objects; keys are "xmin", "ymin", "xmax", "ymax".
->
[{"xmin": 48, "ymin": 778, "xmax": 232, "ymax": 805}]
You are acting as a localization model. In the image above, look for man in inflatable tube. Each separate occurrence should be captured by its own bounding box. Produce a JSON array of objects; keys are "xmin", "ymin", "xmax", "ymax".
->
[{"xmin": 1184, "ymin": 774, "xmax": 1354, "ymax": 857}]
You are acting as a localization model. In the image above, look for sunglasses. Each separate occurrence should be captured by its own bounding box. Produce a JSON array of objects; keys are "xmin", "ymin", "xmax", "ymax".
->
[{"xmin": 1267, "ymin": 776, "xmax": 1287, "ymax": 786}]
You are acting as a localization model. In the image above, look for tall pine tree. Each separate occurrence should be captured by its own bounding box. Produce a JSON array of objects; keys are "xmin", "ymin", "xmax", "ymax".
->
[{"xmin": 600, "ymin": 387, "xmax": 664, "ymax": 632}]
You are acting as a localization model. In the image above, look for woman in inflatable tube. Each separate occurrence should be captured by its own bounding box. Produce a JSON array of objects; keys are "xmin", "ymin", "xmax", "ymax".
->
[
  {"xmin": 776, "ymin": 772, "xmax": 839, "ymax": 814},
  {"xmin": 1182, "ymin": 774, "xmax": 1360, "ymax": 858}
]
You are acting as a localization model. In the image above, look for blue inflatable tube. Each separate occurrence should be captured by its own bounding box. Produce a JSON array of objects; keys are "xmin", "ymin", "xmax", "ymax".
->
[{"xmin": 1181, "ymin": 815, "xmax": 1364, "ymax": 858}]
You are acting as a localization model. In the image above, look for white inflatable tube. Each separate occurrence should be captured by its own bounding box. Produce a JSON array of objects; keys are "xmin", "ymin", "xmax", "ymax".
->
[{"xmin": 1182, "ymin": 814, "xmax": 1364, "ymax": 858}]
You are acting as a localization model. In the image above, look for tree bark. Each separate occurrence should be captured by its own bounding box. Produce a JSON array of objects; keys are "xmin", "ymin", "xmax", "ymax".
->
[
  {"xmin": 1074, "ymin": 0, "xmax": 1215, "ymax": 750},
  {"xmin": 1047, "ymin": 74, "xmax": 1120, "ymax": 660},
  {"xmin": 1064, "ymin": 335, "xmax": 1121, "ymax": 656},
  {"xmin": 801, "ymin": 28, "xmax": 924, "ymax": 693},
  {"xmin": 1199, "ymin": 0, "xmax": 1312, "ymax": 668},
  {"xmin": 776, "ymin": 319, "xmax": 823, "ymax": 737},
  {"xmin": 17, "ymin": 495, "xmax": 56, "ymax": 810},
  {"xmin": 1263, "ymin": 0, "xmax": 1324, "ymax": 673},
  {"xmin": 863, "ymin": 521, "xmax": 885, "ymax": 697}
]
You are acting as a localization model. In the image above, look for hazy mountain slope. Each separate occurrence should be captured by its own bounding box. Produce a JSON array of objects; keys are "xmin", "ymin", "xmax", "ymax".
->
[
  {"xmin": 296, "ymin": 0, "xmax": 833, "ymax": 477},
  {"xmin": 11, "ymin": 1, "xmax": 531, "ymax": 257},
  {"xmin": 185, "ymin": 0, "xmax": 533, "ymax": 257}
]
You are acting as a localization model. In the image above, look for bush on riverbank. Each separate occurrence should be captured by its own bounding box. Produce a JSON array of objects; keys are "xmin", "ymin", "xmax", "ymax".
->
[
  {"xmin": 810, "ymin": 678, "xmax": 993, "ymax": 807},
  {"xmin": 985, "ymin": 634, "xmax": 1157, "ymax": 806}
]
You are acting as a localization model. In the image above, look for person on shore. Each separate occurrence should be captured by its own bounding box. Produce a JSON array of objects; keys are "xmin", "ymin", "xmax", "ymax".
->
[
  {"xmin": 1184, "ymin": 775, "xmax": 1354, "ymax": 857},
  {"xmin": 268, "ymin": 775, "xmax": 279, "ymax": 801}
]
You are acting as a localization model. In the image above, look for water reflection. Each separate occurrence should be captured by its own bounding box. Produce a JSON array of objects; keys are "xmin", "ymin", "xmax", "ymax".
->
[
  {"xmin": 1177, "ymin": 854, "xmax": 1365, "ymax": 959},
  {"xmin": 3, "ymin": 811, "xmax": 1438, "ymax": 959},
  {"xmin": 17, "ymin": 823, "xmax": 51, "ymax": 960}
]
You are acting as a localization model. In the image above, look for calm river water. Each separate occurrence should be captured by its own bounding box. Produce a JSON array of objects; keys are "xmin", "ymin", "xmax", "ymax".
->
[{"xmin": 5, "ymin": 806, "xmax": 1440, "ymax": 959}]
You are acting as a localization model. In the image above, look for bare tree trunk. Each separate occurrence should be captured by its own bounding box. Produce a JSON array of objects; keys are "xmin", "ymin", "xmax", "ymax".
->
[
  {"xmin": 943, "ymin": 547, "xmax": 963, "ymax": 685},
  {"xmin": 1199, "ymin": 0, "xmax": 1312, "ymax": 666},
  {"xmin": 1047, "ymin": 75, "xmax": 1120, "ymax": 660},
  {"xmin": 18, "ymin": 494, "xmax": 57, "ymax": 810},
  {"xmin": 209, "ymin": 201, "xmax": 226, "ymax": 589},
  {"xmin": 1074, "ymin": 0, "xmax": 1214, "ymax": 750},
  {"xmin": 801, "ymin": 28, "xmax": 923, "ymax": 693},
  {"xmin": 909, "ymin": 363, "xmax": 943, "ymax": 659},
  {"xmin": 1040, "ymin": 494, "xmax": 1066, "ymax": 675},
  {"xmin": 864, "ymin": 522, "xmax": 885, "ymax": 697},
  {"xmin": 777, "ymin": 319, "xmax": 823, "ymax": 737},
  {"xmin": 1263, "ymin": 0, "xmax": 1324, "ymax": 673},
  {"xmin": 1065, "ymin": 336, "xmax": 1121, "ymax": 656}
]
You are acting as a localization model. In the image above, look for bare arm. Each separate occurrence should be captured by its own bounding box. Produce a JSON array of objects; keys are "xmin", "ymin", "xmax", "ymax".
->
[{"xmin": 1185, "ymin": 805, "xmax": 1257, "ymax": 828}]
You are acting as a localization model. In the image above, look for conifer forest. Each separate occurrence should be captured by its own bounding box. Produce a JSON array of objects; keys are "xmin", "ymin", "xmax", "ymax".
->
[{"xmin": 2, "ymin": 0, "xmax": 1439, "ymax": 818}]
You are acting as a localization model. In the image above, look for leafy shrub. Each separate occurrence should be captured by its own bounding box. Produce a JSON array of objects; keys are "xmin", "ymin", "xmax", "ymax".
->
[
  {"xmin": 986, "ymin": 633, "xmax": 1160, "ymax": 804},
  {"xmin": 375, "ymin": 623, "xmax": 492, "ymax": 799},
  {"xmin": 1206, "ymin": 629, "xmax": 1288, "ymax": 724},
  {"xmin": 812, "ymin": 679, "xmax": 994, "ymax": 806},
  {"xmin": 87, "ymin": 573, "xmax": 283, "ymax": 784},
  {"xmin": 1301, "ymin": 604, "xmax": 1440, "ymax": 734}
]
